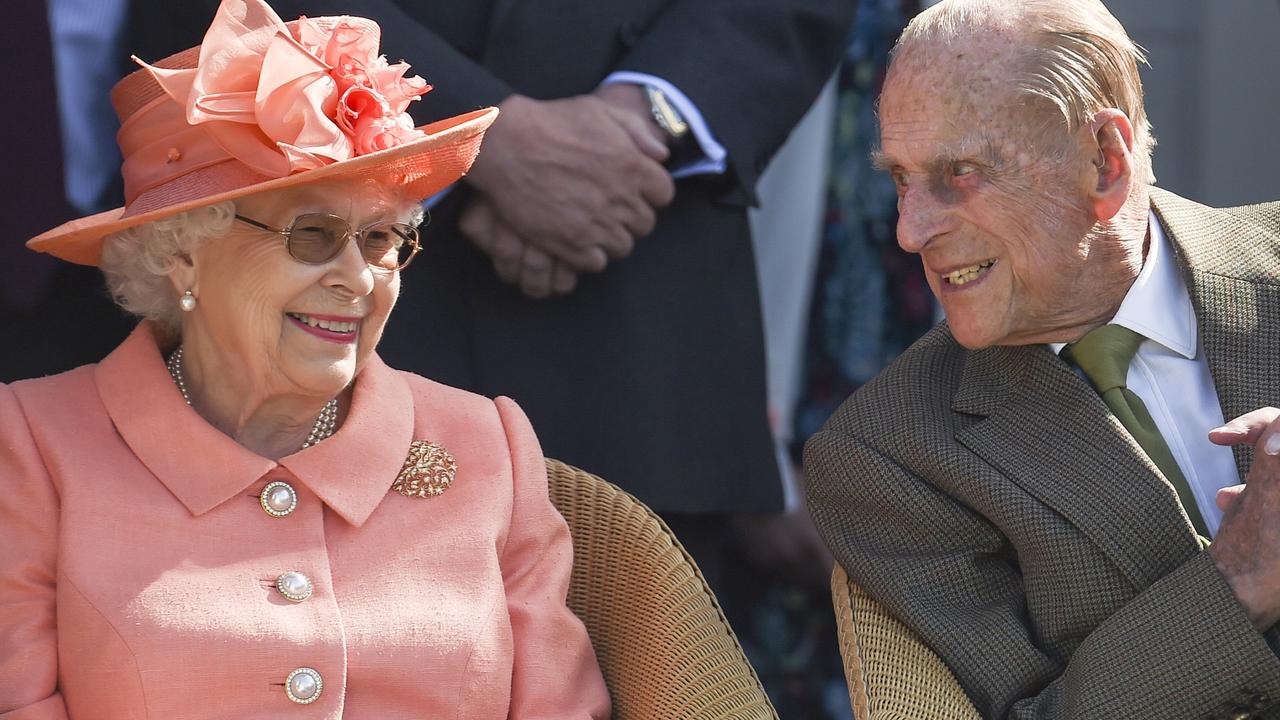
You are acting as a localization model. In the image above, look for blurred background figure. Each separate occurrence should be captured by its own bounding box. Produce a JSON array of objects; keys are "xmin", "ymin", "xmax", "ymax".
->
[
  {"xmin": 49, "ymin": 0, "xmax": 127, "ymax": 216},
  {"xmin": 747, "ymin": 1, "xmax": 922, "ymax": 715},
  {"xmin": 0, "ymin": 0, "xmax": 136, "ymax": 380},
  {"xmin": 791, "ymin": 0, "xmax": 933, "ymax": 460}
]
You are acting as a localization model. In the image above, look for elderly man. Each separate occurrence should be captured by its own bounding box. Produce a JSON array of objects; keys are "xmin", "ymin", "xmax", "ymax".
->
[{"xmin": 805, "ymin": 0, "xmax": 1280, "ymax": 717}]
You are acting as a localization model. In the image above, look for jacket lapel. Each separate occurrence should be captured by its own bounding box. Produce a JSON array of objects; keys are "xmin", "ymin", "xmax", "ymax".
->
[
  {"xmin": 953, "ymin": 189, "xmax": 1280, "ymax": 588},
  {"xmin": 954, "ymin": 342, "xmax": 1202, "ymax": 590},
  {"xmin": 1153, "ymin": 188, "xmax": 1280, "ymax": 478}
]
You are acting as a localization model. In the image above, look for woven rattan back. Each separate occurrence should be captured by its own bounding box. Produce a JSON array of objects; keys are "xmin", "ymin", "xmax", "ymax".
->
[
  {"xmin": 831, "ymin": 564, "xmax": 980, "ymax": 720},
  {"xmin": 545, "ymin": 459, "xmax": 779, "ymax": 720}
]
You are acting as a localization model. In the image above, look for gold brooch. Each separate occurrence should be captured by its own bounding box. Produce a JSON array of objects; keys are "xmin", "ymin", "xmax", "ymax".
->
[{"xmin": 392, "ymin": 440, "xmax": 457, "ymax": 498}]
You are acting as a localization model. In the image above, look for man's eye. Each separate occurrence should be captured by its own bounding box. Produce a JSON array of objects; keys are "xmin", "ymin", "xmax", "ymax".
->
[
  {"xmin": 892, "ymin": 171, "xmax": 909, "ymax": 188},
  {"xmin": 952, "ymin": 163, "xmax": 977, "ymax": 177}
]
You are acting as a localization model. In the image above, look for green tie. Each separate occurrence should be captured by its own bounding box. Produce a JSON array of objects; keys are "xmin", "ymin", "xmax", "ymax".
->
[{"xmin": 1063, "ymin": 325, "xmax": 1209, "ymax": 537}]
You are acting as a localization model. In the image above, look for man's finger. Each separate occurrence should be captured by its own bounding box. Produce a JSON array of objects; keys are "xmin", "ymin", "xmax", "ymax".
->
[
  {"xmin": 519, "ymin": 245, "xmax": 555, "ymax": 299},
  {"xmin": 593, "ymin": 221, "xmax": 635, "ymax": 261},
  {"xmin": 546, "ymin": 242, "xmax": 608, "ymax": 273},
  {"xmin": 489, "ymin": 225, "xmax": 526, "ymax": 285},
  {"xmin": 550, "ymin": 262, "xmax": 578, "ymax": 296},
  {"xmin": 619, "ymin": 196, "xmax": 658, "ymax": 238},
  {"xmin": 1217, "ymin": 484, "xmax": 1247, "ymax": 512},
  {"xmin": 609, "ymin": 105, "xmax": 670, "ymax": 163},
  {"xmin": 636, "ymin": 158, "xmax": 676, "ymax": 208},
  {"xmin": 459, "ymin": 200, "xmax": 496, "ymax": 252},
  {"xmin": 1210, "ymin": 407, "xmax": 1280, "ymax": 447}
]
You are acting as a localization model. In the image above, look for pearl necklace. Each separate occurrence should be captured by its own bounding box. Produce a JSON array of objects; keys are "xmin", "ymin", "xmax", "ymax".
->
[{"xmin": 165, "ymin": 346, "xmax": 339, "ymax": 450}]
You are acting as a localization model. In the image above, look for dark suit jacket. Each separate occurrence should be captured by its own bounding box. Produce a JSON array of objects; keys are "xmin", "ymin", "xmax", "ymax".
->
[
  {"xmin": 805, "ymin": 189, "xmax": 1280, "ymax": 718},
  {"xmin": 130, "ymin": 0, "xmax": 854, "ymax": 513}
]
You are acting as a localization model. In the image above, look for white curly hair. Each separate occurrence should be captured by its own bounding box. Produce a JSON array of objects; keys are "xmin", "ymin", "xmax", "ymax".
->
[
  {"xmin": 100, "ymin": 201, "xmax": 237, "ymax": 335},
  {"xmin": 99, "ymin": 186, "xmax": 427, "ymax": 335}
]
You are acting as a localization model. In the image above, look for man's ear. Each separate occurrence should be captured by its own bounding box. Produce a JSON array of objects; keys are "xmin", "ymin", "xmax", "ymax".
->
[{"xmin": 1087, "ymin": 109, "xmax": 1135, "ymax": 222}]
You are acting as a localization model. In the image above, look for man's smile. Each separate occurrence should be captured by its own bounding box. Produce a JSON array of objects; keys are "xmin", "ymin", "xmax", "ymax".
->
[{"xmin": 939, "ymin": 259, "xmax": 997, "ymax": 287}]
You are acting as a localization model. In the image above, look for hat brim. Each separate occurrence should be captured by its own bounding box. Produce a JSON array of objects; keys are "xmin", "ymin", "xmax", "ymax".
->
[{"xmin": 28, "ymin": 106, "xmax": 497, "ymax": 267}]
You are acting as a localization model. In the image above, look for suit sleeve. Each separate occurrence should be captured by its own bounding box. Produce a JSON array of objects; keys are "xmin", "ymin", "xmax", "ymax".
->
[
  {"xmin": 494, "ymin": 397, "xmax": 610, "ymax": 719},
  {"xmin": 614, "ymin": 0, "xmax": 854, "ymax": 203},
  {"xmin": 804, "ymin": 428, "xmax": 1280, "ymax": 719},
  {"xmin": 0, "ymin": 385, "xmax": 68, "ymax": 719}
]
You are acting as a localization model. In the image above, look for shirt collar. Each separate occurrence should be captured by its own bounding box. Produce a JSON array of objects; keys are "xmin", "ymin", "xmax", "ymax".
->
[
  {"xmin": 96, "ymin": 323, "xmax": 414, "ymax": 526},
  {"xmin": 1050, "ymin": 211, "xmax": 1198, "ymax": 359}
]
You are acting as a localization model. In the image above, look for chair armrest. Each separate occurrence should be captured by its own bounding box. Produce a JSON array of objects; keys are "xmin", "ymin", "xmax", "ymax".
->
[{"xmin": 831, "ymin": 564, "xmax": 979, "ymax": 720}]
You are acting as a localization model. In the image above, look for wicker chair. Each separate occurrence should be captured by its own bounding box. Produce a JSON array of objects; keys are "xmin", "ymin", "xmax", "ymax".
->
[
  {"xmin": 545, "ymin": 458, "xmax": 779, "ymax": 720},
  {"xmin": 831, "ymin": 564, "xmax": 980, "ymax": 720}
]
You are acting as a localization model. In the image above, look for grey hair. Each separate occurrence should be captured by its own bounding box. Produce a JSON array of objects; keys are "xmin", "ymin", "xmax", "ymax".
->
[
  {"xmin": 99, "ymin": 187, "xmax": 428, "ymax": 335},
  {"xmin": 100, "ymin": 201, "xmax": 236, "ymax": 334},
  {"xmin": 896, "ymin": 0, "xmax": 1157, "ymax": 183}
]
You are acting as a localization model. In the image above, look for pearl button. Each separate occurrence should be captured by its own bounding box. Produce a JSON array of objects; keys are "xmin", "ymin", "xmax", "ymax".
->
[
  {"xmin": 285, "ymin": 667, "xmax": 322, "ymax": 704},
  {"xmin": 260, "ymin": 481, "xmax": 297, "ymax": 517},
  {"xmin": 275, "ymin": 571, "xmax": 313, "ymax": 602}
]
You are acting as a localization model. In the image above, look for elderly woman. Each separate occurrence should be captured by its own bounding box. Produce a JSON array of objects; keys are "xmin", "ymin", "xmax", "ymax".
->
[{"xmin": 0, "ymin": 0, "xmax": 609, "ymax": 717}]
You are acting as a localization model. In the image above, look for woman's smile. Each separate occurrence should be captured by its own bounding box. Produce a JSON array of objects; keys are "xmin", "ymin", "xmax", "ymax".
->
[{"xmin": 285, "ymin": 311, "xmax": 362, "ymax": 344}]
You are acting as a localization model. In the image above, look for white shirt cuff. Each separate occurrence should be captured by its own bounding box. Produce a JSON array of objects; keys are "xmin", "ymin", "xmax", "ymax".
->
[{"xmin": 601, "ymin": 71, "xmax": 728, "ymax": 179}]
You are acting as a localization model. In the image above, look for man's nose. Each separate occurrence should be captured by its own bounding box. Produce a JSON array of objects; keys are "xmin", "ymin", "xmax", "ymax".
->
[{"xmin": 896, "ymin": 186, "xmax": 946, "ymax": 254}]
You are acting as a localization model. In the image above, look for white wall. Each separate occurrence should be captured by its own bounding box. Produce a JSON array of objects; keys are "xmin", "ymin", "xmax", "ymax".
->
[
  {"xmin": 1078, "ymin": 0, "xmax": 1280, "ymax": 206},
  {"xmin": 921, "ymin": 0, "xmax": 1280, "ymax": 206}
]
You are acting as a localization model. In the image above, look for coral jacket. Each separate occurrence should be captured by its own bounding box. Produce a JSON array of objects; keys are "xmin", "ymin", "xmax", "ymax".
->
[{"xmin": 0, "ymin": 323, "xmax": 609, "ymax": 719}]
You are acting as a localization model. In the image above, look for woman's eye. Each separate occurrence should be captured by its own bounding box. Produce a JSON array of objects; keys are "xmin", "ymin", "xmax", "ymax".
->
[{"xmin": 364, "ymin": 231, "xmax": 394, "ymax": 250}]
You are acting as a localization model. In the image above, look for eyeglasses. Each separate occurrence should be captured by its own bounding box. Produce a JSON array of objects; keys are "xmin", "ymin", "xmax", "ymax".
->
[{"xmin": 235, "ymin": 213, "xmax": 421, "ymax": 271}]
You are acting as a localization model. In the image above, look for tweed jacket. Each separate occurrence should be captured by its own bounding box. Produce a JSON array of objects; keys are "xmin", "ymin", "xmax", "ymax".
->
[
  {"xmin": 805, "ymin": 189, "xmax": 1280, "ymax": 719},
  {"xmin": 0, "ymin": 323, "xmax": 609, "ymax": 719}
]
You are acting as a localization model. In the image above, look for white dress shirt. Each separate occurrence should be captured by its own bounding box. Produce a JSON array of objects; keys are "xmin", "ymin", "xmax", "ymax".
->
[{"xmin": 1054, "ymin": 212, "xmax": 1238, "ymax": 536}]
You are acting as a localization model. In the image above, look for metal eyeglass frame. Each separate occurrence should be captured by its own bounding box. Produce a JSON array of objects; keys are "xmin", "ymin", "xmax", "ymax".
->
[{"xmin": 234, "ymin": 213, "xmax": 421, "ymax": 271}]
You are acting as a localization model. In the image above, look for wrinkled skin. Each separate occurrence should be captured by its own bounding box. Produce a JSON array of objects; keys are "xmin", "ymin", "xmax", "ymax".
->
[
  {"xmin": 168, "ymin": 180, "xmax": 415, "ymax": 459},
  {"xmin": 876, "ymin": 34, "xmax": 1146, "ymax": 349},
  {"xmin": 1210, "ymin": 408, "xmax": 1280, "ymax": 630},
  {"xmin": 879, "ymin": 12, "xmax": 1280, "ymax": 633},
  {"xmin": 461, "ymin": 87, "xmax": 674, "ymax": 299}
]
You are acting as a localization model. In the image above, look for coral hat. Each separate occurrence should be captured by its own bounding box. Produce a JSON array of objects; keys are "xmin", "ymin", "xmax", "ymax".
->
[{"xmin": 28, "ymin": 0, "xmax": 497, "ymax": 266}]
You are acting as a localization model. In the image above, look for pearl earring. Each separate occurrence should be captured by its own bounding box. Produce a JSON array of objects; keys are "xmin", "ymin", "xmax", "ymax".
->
[{"xmin": 179, "ymin": 290, "xmax": 197, "ymax": 312}]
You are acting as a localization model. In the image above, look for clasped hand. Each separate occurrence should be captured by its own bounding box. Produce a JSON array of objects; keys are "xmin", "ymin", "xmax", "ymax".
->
[{"xmin": 461, "ymin": 88, "xmax": 676, "ymax": 298}]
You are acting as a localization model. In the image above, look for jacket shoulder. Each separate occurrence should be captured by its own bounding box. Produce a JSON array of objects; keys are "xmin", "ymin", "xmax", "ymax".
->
[
  {"xmin": 6, "ymin": 365, "xmax": 99, "ymax": 417},
  {"xmin": 819, "ymin": 324, "xmax": 968, "ymax": 441},
  {"xmin": 396, "ymin": 369, "xmax": 495, "ymax": 413},
  {"xmin": 391, "ymin": 368, "xmax": 519, "ymax": 447},
  {"xmin": 1152, "ymin": 188, "xmax": 1280, "ymax": 283},
  {"xmin": 1221, "ymin": 198, "xmax": 1280, "ymax": 231}
]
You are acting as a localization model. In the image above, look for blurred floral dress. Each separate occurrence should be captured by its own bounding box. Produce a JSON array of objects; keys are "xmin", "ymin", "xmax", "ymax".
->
[
  {"xmin": 793, "ymin": 0, "xmax": 933, "ymax": 452},
  {"xmin": 737, "ymin": 2, "xmax": 932, "ymax": 718}
]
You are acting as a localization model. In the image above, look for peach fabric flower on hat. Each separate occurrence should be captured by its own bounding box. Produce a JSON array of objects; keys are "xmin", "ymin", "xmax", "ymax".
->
[{"xmin": 135, "ymin": 0, "xmax": 431, "ymax": 178}]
